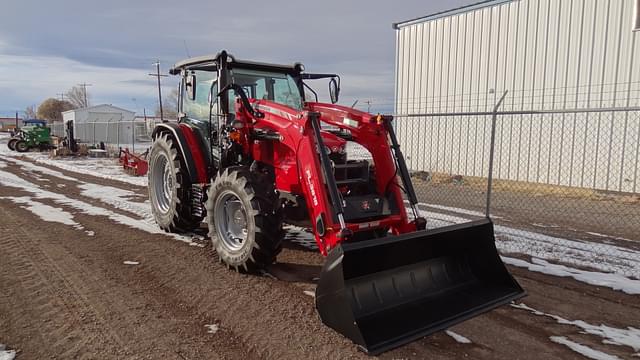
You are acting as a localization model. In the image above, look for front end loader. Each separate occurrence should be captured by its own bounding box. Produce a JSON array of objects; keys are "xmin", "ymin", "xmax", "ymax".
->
[{"xmin": 147, "ymin": 50, "xmax": 525, "ymax": 354}]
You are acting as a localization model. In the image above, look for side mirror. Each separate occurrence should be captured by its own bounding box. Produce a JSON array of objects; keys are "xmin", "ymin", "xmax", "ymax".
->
[
  {"xmin": 329, "ymin": 77, "xmax": 340, "ymax": 104},
  {"xmin": 186, "ymin": 73, "xmax": 196, "ymax": 101}
]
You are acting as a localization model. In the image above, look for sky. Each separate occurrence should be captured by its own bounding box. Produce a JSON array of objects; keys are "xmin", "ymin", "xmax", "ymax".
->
[{"xmin": 0, "ymin": 0, "xmax": 474, "ymax": 117}]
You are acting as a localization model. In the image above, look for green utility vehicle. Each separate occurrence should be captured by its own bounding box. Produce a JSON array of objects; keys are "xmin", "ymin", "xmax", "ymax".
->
[{"xmin": 9, "ymin": 125, "xmax": 53, "ymax": 152}]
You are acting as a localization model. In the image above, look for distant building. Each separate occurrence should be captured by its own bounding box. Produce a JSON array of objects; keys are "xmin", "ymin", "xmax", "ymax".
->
[
  {"xmin": 0, "ymin": 117, "xmax": 22, "ymax": 131},
  {"xmin": 62, "ymin": 104, "xmax": 136, "ymax": 144}
]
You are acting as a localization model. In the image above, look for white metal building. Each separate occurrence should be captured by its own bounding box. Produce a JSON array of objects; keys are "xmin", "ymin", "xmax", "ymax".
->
[
  {"xmin": 394, "ymin": 0, "xmax": 640, "ymax": 193},
  {"xmin": 61, "ymin": 104, "xmax": 135, "ymax": 144}
]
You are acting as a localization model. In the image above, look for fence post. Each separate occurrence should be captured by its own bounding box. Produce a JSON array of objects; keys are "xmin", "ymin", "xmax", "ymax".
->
[{"xmin": 485, "ymin": 91, "xmax": 508, "ymax": 218}]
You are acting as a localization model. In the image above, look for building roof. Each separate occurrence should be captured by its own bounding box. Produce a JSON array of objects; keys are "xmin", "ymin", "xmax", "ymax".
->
[
  {"xmin": 61, "ymin": 104, "xmax": 135, "ymax": 115},
  {"xmin": 0, "ymin": 117, "xmax": 22, "ymax": 122},
  {"xmin": 393, "ymin": 0, "xmax": 513, "ymax": 29}
]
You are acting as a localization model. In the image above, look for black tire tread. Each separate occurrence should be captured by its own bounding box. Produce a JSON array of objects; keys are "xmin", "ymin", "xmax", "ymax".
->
[
  {"xmin": 206, "ymin": 167, "xmax": 283, "ymax": 272},
  {"xmin": 148, "ymin": 132, "xmax": 203, "ymax": 233}
]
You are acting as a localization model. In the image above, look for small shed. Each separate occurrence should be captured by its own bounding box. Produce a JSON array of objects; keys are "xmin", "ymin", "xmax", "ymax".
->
[{"xmin": 62, "ymin": 104, "xmax": 135, "ymax": 144}]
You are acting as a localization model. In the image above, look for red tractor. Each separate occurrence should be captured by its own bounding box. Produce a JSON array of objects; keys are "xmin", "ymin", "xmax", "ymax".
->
[{"xmin": 148, "ymin": 51, "xmax": 524, "ymax": 354}]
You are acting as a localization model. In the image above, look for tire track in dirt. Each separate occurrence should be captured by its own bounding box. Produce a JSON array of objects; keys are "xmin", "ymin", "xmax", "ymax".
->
[
  {"xmin": 0, "ymin": 214, "xmax": 128, "ymax": 359},
  {"xmin": 0, "ymin": 164, "xmax": 367, "ymax": 359}
]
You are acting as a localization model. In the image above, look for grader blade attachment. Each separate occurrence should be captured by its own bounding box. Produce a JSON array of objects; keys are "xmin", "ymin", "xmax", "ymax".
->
[{"xmin": 315, "ymin": 219, "xmax": 525, "ymax": 355}]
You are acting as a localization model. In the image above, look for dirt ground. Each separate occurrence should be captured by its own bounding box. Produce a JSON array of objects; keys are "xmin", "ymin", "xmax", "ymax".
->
[{"xmin": 1, "ymin": 155, "xmax": 639, "ymax": 359}]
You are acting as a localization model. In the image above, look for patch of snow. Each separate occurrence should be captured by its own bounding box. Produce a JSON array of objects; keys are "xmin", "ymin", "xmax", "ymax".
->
[
  {"xmin": 588, "ymin": 232, "xmax": 612, "ymax": 238},
  {"xmin": 57, "ymin": 184, "xmax": 66, "ymax": 188},
  {"xmin": 0, "ymin": 196, "xmax": 83, "ymax": 230},
  {"xmin": 33, "ymin": 176, "xmax": 51, "ymax": 182},
  {"xmin": 0, "ymin": 350, "xmax": 16, "ymax": 360},
  {"xmin": 512, "ymin": 303, "xmax": 640, "ymax": 354},
  {"xmin": 549, "ymin": 336, "xmax": 621, "ymax": 360},
  {"xmin": 0, "ymin": 152, "xmax": 146, "ymax": 186},
  {"xmin": 303, "ymin": 290, "xmax": 316, "ymax": 298},
  {"xmin": 77, "ymin": 183, "xmax": 150, "ymax": 220},
  {"xmin": 0, "ymin": 168, "xmax": 201, "ymax": 247},
  {"xmin": 123, "ymin": 261, "xmax": 139, "ymax": 265},
  {"xmin": 85, "ymin": 230, "xmax": 95, "ymax": 236},
  {"xmin": 445, "ymin": 330, "xmax": 472, "ymax": 344},
  {"xmin": 35, "ymin": 156, "xmax": 146, "ymax": 187},
  {"xmin": 2, "ymin": 156, "xmax": 78, "ymax": 181},
  {"xmin": 416, "ymin": 202, "xmax": 502, "ymax": 219},
  {"xmin": 205, "ymin": 324, "xmax": 219, "ymax": 334},
  {"xmin": 532, "ymin": 223, "xmax": 560, "ymax": 228},
  {"xmin": 503, "ymin": 257, "xmax": 640, "ymax": 295},
  {"xmin": 413, "ymin": 207, "xmax": 640, "ymax": 279}
]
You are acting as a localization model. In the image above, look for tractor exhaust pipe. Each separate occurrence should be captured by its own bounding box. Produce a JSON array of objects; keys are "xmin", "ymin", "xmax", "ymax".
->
[{"xmin": 315, "ymin": 219, "xmax": 525, "ymax": 355}]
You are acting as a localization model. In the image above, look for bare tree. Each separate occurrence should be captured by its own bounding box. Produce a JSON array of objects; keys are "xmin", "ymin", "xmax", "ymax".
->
[
  {"xmin": 66, "ymin": 85, "xmax": 90, "ymax": 108},
  {"xmin": 155, "ymin": 88, "xmax": 179, "ymax": 120},
  {"xmin": 24, "ymin": 105, "xmax": 37, "ymax": 119},
  {"xmin": 37, "ymin": 98, "xmax": 74, "ymax": 122}
]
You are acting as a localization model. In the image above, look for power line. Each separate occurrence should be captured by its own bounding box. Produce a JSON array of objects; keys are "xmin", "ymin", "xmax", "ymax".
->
[
  {"xmin": 149, "ymin": 61, "xmax": 168, "ymax": 122},
  {"xmin": 78, "ymin": 83, "xmax": 92, "ymax": 108}
]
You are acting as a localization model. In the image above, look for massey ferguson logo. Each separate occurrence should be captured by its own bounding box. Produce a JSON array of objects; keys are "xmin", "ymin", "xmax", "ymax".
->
[
  {"xmin": 305, "ymin": 168, "xmax": 318, "ymax": 206},
  {"xmin": 361, "ymin": 200, "xmax": 370, "ymax": 210}
]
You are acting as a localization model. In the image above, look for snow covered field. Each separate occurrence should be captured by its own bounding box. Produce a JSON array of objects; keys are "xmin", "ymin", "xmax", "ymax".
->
[{"xmin": 1, "ymin": 144, "xmax": 638, "ymax": 294}]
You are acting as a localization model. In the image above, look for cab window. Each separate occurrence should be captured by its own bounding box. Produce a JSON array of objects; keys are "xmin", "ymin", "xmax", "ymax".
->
[{"xmin": 182, "ymin": 71, "xmax": 217, "ymax": 121}]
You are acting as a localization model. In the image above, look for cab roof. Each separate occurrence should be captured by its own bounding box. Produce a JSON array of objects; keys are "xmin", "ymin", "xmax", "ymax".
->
[{"xmin": 169, "ymin": 50, "xmax": 303, "ymax": 75}]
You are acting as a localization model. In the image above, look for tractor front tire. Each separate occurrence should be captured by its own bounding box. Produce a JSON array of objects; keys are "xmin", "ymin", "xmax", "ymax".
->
[
  {"xmin": 148, "ymin": 133, "xmax": 202, "ymax": 232},
  {"xmin": 15, "ymin": 140, "xmax": 29, "ymax": 153},
  {"xmin": 7, "ymin": 138, "xmax": 18, "ymax": 151},
  {"xmin": 206, "ymin": 168, "xmax": 283, "ymax": 272}
]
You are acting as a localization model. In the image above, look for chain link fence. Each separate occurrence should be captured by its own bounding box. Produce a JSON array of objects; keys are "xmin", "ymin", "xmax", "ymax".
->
[
  {"xmin": 51, "ymin": 118, "xmax": 161, "ymax": 155},
  {"xmin": 389, "ymin": 90, "xmax": 640, "ymax": 278}
]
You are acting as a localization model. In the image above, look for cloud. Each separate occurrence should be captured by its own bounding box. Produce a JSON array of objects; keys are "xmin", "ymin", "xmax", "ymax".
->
[
  {"xmin": 0, "ymin": 0, "xmax": 475, "ymax": 115},
  {"xmin": 0, "ymin": 50, "xmax": 176, "ymax": 114}
]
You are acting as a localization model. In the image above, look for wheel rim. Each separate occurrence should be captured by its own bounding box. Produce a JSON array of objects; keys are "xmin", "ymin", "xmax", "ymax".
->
[
  {"xmin": 214, "ymin": 190, "xmax": 248, "ymax": 251},
  {"xmin": 151, "ymin": 152, "xmax": 173, "ymax": 214},
  {"xmin": 17, "ymin": 142, "xmax": 27, "ymax": 151}
]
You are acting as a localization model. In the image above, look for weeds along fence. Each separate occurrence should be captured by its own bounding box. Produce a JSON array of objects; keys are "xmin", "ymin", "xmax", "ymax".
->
[
  {"xmin": 51, "ymin": 118, "xmax": 162, "ymax": 155},
  {"xmin": 389, "ymin": 90, "xmax": 640, "ymax": 277}
]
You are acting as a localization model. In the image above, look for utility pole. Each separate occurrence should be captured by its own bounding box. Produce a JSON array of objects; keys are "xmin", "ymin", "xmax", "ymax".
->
[
  {"xmin": 78, "ymin": 83, "xmax": 92, "ymax": 108},
  {"xmin": 57, "ymin": 93, "xmax": 66, "ymax": 101},
  {"xmin": 149, "ymin": 61, "xmax": 168, "ymax": 122}
]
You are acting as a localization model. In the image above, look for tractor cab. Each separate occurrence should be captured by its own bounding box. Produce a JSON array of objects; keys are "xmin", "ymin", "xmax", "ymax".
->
[{"xmin": 169, "ymin": 51, "xmax": 342, "ymax": 168}]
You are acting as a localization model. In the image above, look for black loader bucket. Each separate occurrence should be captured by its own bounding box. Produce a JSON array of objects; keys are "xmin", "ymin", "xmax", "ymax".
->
[{"xmin": 315, "ymin": 219, "xmax": 525, "ymax": 355}]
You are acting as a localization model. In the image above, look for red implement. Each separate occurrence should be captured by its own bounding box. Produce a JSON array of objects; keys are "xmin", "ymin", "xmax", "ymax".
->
[{"xmin": 119, "ymin": 148, "xmax": 148, "ymax": 176}]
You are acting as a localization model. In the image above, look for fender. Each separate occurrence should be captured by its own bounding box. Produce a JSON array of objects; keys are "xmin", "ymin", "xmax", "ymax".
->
[{"xmin": 151, "ymin": 123, "xmax": 210, "ymax": 184}]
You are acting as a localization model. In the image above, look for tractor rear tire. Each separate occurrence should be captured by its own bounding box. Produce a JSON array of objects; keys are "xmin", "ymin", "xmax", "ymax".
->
[
  {"xmin": 15, "ymin": 140, "xmax": 29, "ymax": 153},
  {"xmin": 206, "ymin": 167, "xmax": 283, "ymax": 272},
  {"xmin": 7, "ymin": 138, "xmax": 18, "ymax": 151},
  {"xmin": 148, "ymin": 133, "xmax": 203, "ymax": 232}
]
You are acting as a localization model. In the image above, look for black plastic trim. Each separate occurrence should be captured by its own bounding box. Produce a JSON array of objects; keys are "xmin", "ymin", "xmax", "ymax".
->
[{"xmin": 152, "ymin": 123, "xmax": 199, "ymax": 183}]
